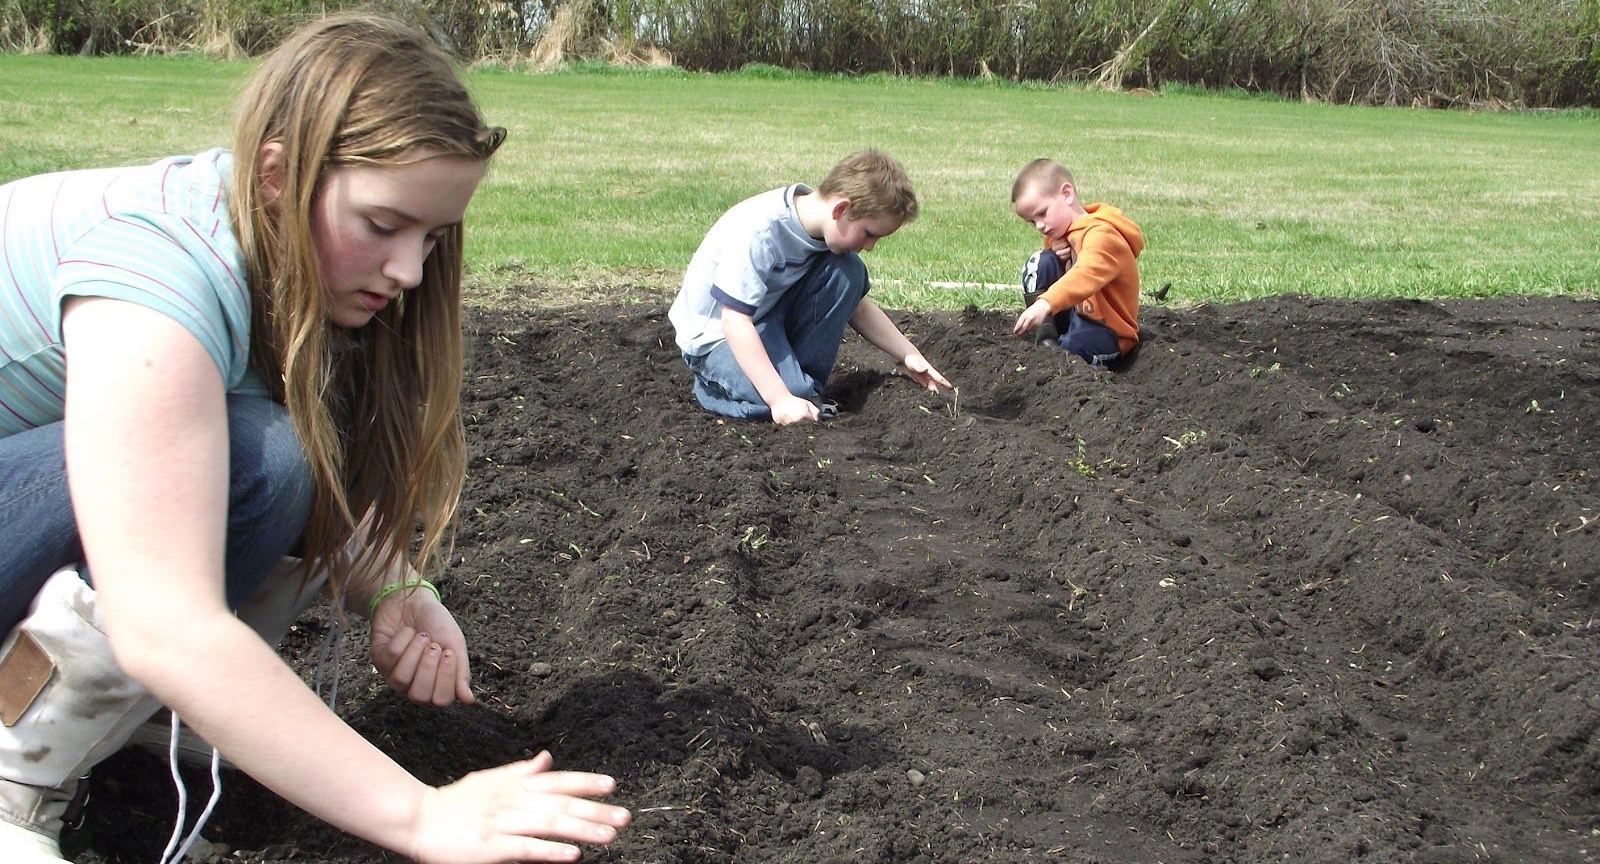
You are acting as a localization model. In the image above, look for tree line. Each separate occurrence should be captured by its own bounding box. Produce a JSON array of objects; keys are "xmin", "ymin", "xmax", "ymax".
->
[{"xmin": 4, "ymin": 0, "xmax": 1597, "ymax": 108}]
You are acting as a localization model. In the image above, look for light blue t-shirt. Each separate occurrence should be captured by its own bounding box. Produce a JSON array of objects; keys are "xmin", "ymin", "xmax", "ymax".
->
[
  {"xmin": 0, "ymin": 149, "xmax": 261, "ymax": 438},
  {"xmin": 669, "ymin": 184, "xmax": 830, "ymax": 357}
]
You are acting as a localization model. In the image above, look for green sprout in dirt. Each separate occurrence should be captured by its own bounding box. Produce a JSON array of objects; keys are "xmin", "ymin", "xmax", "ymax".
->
[
  {"xmin": 1163, "ymin": 430, "xmax": 1208, "ymax": 451},
  {"xmin": 1065, "ymin": 578, "xmax": 1090, "ymax": 611},
  {"xmin": 1066, "ymin": 437, "xmax": 1099, "ymax": 478},
  {"xmin": 1159, "ymin": 430, "xmax": 1208, "ymax": 471},
  {"xmin": 738, "ymin": 526, "xmax": 770, "ymax": 553}
]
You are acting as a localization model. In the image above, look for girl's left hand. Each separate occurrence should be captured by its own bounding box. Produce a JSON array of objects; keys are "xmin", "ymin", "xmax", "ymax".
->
[
  {"xmin": 409, "ymin": 751, "xmax": 631, "ymax": 864},
  {"xmin": 371, "ymin": 587, "xmax": 476, "ymax": 707}
]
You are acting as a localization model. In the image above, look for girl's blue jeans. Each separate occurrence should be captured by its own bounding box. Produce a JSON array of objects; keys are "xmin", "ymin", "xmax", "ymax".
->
[
  {"xmin": 0, "ymin": 394, "xmax": 312, "ymax": 636},
  {"xmin": 684, "ymin": 253, "xmax": 868, "ymax": 420}
]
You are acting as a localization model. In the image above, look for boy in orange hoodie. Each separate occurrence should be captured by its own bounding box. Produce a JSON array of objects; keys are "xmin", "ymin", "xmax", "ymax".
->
[{"xmin": 1010, "ymin": 159, "xmax": 1145, "ymax": 366}]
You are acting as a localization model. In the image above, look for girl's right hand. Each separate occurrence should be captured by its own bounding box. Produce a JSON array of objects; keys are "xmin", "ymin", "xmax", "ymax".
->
[
  {"xmin": 370, "ymin": 584, "xmax": 475, "ymax": 707},
  {"xmin": 409, "ymin": 751, "xmax": 631, "ymax": 863}
]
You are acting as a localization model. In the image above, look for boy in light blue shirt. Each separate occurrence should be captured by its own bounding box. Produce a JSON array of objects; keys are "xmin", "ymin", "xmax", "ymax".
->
[{"xmin": 670, "ymin": 149, "xmax": 953, "ymax": 425}]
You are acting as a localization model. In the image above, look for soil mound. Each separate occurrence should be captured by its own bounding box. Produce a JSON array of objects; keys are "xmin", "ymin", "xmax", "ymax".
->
[{"xmin": 77, "ymin": 296, "xmax": 1600, "ymax": 863}]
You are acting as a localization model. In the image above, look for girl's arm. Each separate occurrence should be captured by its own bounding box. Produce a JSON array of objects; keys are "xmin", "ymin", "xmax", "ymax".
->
[{"xmin": 63, "ymin": 298, "xmax": 626, "ymax": 863}]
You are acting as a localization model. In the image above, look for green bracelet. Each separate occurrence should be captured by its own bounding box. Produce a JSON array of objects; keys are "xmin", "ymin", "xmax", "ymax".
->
[{"xmin": 366, "ymin": 579, "xmax": 441, "ymax": 619}]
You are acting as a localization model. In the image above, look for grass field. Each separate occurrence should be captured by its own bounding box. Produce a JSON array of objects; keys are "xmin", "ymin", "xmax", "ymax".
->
[{"xmin": 2, "ymin": 55, "xmax": 1597, "ymax": 310}]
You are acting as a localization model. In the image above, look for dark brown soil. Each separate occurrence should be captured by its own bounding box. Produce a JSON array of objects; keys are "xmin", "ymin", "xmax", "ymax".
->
[{"xmin": 75, "ymin": 295, "xmax": 1600, "ymax": 864}]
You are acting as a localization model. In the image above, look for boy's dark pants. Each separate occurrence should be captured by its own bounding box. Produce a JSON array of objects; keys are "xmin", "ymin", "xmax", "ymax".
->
[{"xmin": 1022, "ymin": 249, "xmax": 1121, "ymax": 367}]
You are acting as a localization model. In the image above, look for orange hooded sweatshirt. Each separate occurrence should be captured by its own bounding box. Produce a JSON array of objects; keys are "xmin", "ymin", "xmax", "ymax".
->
[{"xmin": 1038, "ymin": 203, "xmax": 1144, "ymax": 354}]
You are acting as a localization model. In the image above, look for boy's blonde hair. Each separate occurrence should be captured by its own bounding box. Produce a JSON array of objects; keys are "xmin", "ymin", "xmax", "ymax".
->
[
  {"xmin": 229, "ymin": 12, "xmax": 505, "ymax": 601},
  {"xmin": 1011, "ymin": 158, "xmax": 1075, "ymax": 202},
  {"xmin": 819, "ymin": 149, "xmax": 919, "ymax": 223}
]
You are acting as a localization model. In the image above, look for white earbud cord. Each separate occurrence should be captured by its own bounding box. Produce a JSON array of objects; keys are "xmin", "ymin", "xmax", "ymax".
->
[{"xmin": 151, "ymin": 618, "xmax": 344, "ymax": 864}]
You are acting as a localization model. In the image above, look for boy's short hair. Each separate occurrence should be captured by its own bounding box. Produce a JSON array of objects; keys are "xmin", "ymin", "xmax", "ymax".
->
[
  {"xmin": 1011, "ymin": 158, "xmax": 1075, "ymax": 202},
  {"xmin": 819, "ymin": 149, "xmax": 919, "ymax": 223}
]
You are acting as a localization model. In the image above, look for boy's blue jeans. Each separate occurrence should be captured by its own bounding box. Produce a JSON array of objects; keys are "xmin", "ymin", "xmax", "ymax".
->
[
  {"xmin": 0, "ymin": 394, "xmax": 312, "ymax": 636},
  {"xmin": 684, "ymin": 253, "xmax": 868, "ymax": 419},
  {"xmin": 1023, "ymin": 249, "xmax": 1121, "ymax": 366}
]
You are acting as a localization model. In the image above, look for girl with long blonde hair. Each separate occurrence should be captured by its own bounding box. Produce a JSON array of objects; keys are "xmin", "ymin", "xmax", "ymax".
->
[{"xmin": 0, "ymin": 13, "xmax": 629, "ymax": 863}]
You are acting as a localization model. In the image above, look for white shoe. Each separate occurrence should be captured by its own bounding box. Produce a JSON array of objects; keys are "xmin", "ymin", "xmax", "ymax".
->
[
  {"xmin": 0, "ymin": 824, "xmax": 69, "ymax": 862},
  {"xmin": 1, "ymin": 569, "xmax": 160, "ymax": 860},
  {"xmin": 0, "ymin": 778, "xmax": 73, "ymax": 862},
  {"xmin": 1, "ymin": 561, "xmax": 325, "ymax": 863}
]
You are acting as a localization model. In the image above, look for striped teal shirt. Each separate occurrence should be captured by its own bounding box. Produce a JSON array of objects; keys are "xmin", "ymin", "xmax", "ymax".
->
[{"xmin": 0, "ymin": 149, "xmax": 262, "ymax": 438}]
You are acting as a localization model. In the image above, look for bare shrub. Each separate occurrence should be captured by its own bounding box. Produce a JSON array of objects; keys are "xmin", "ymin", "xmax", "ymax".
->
[{"xmin": 0, "ymin": 0, "xmax": 1593, "ymax": 107}]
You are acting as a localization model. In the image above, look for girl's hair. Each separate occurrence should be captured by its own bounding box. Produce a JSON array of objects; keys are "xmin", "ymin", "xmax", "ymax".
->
[
  {"xmin": 229, "ymin": 12, "xmax": 505, "ymax": 602},
  {"xmin": 818, "ymin": 149, "xmax": 919, "ymax": 223},
  {"xmin": 1011, "ymin": 159, "xmax": 1074, "ymax": 202}
]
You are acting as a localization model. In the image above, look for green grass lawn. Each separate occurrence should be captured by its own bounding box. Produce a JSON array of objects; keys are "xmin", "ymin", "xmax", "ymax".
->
[{"xmin": 3, "ymin": 55, "xmax": 1596, "ymax": 310}]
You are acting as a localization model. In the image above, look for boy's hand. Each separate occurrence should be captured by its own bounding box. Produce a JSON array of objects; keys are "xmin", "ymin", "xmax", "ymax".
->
[
  {"xmin": 1013, "ymin": 299, "xmax": 1055, "ymax": 337},
  {"xmin": 902, "ymin": 353, "xmax": 953, "ymax": 392},
  {"xmin": 771, "ymin": 394, "xmax": 821, "ymax": 425},
  {"xmin": 409, "ymin": 751, "xmax": 631, "ymax": 864},
  {"xmin": 1051, "ymin": 238, "xmax": 1077, "ymax": 267}
]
